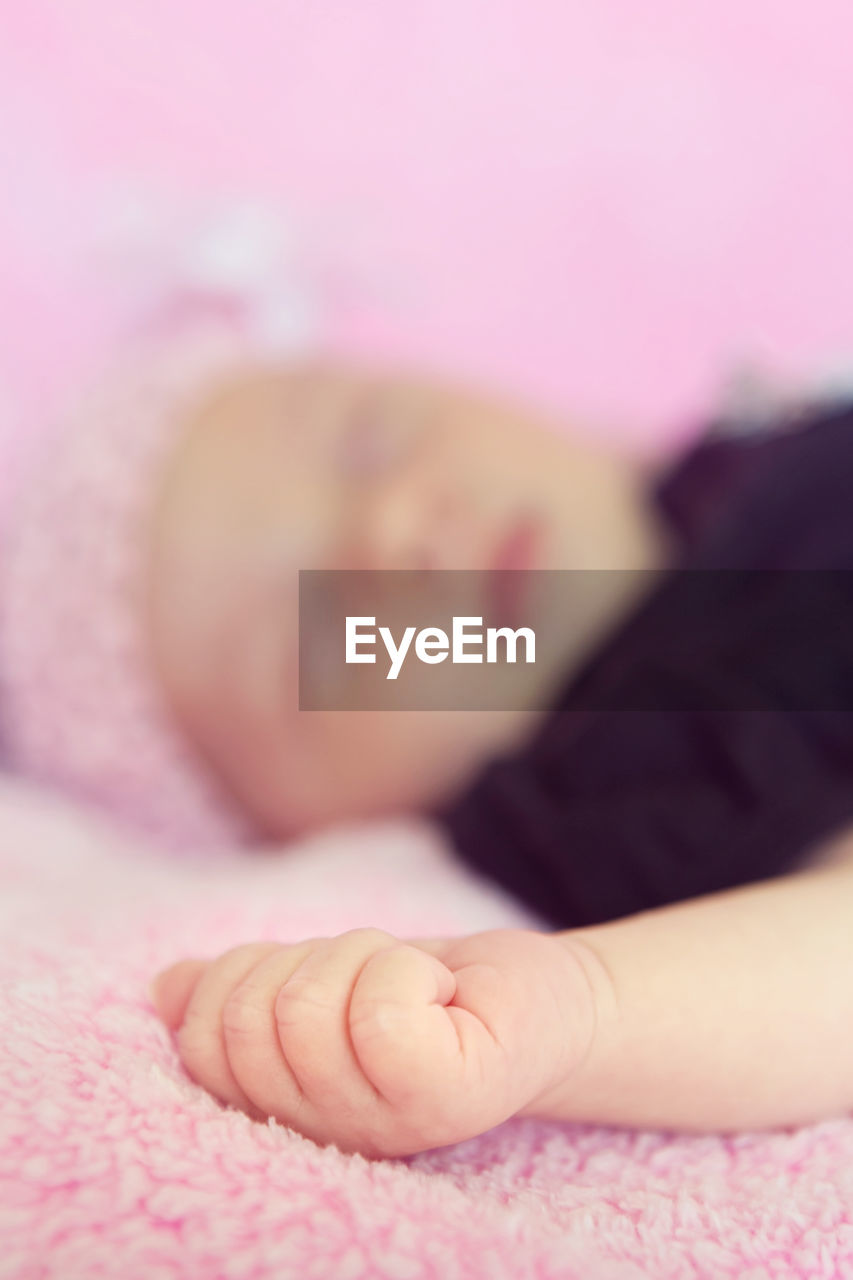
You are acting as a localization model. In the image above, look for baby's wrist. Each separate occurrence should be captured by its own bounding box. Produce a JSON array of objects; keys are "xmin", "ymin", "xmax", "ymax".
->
[{"xmin": 516, "ymin": 930, "xmax": 616, "ymax": 1122}]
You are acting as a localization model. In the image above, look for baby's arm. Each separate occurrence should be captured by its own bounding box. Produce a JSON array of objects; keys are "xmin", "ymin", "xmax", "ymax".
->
[
  {"xmin": 528, "ymin": 832, "xmax": 853, "ymax": 1131},
  {"xmin": 150, "ymin": 831, "xmax": 853, "ymax": 1156}
]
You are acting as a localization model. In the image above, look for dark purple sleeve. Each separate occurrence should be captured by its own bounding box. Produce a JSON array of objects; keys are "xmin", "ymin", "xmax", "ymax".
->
[{"xmin": 439, "ymin": 400, "xmax": 853, "ymax": 927}]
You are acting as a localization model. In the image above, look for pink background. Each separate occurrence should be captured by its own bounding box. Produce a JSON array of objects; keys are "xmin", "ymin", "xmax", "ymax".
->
[{"xmin": 1, "ymin": 1, "xmax": 852, "ymax": 445}]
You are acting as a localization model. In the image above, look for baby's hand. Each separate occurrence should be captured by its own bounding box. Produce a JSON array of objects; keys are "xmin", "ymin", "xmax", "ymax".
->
[{"xmin": 149, "ymin": 927, "xmax": 595, "ymax": 1157}]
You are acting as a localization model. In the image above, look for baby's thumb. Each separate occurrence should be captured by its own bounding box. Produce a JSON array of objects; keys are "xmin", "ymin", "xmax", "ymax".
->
[{"xmin": 148, "ymin": 958, "xmax": 209, "ymax": 1030}]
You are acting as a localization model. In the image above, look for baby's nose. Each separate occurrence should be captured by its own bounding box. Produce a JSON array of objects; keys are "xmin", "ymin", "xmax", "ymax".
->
[{"xmin": 356, "ymin": 480, "xmax": 470, "ymax": 572}]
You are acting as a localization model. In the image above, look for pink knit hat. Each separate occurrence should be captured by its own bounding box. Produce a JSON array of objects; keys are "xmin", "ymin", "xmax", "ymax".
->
[
  {"xmin": 0, "ymin": 324, "xmax": 267, "ymax": 853},
  {"xmin": 0, "ymin": 193, "xmax": 407, "ymax": 851}
]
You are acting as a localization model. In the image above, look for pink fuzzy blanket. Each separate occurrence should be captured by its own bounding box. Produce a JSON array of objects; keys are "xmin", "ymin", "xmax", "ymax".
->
[{"xmin": 3, "ymin": 777, "xmax": 853, "ymax": 1279}]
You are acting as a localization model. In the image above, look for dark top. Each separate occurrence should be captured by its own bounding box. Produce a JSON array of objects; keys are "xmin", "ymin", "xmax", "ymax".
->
[{"xmin": 439, "ymin": 398, "xmax": 853, "ymax": 928}]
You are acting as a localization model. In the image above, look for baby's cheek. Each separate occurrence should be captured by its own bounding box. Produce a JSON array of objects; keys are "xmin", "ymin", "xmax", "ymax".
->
[{"xmin": 150, "ymin": 958, "xmax": 211, "ymax": 1031}]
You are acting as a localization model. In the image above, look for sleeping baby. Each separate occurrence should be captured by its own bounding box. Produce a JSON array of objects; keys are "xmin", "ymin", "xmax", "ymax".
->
[{"xmin": 3, "ymin": 311, "xmax": 853, "ymax": 1158}]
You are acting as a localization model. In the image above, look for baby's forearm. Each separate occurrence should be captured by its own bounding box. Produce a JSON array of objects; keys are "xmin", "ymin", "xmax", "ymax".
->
[{"xmin": 524, "ymin": 844, "xmax": 853, "ymax": 1131}]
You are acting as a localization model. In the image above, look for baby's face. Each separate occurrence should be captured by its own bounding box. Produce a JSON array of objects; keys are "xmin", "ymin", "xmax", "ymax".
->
[{"xmin": 145, "ymin": 360, "xmax": 657, "ymax": 837}]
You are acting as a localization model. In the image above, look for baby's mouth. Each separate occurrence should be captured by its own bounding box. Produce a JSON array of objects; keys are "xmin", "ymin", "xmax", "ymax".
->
[{"xmin": 488, "ymin": 515, "xmax": 542, "ymax": 632}]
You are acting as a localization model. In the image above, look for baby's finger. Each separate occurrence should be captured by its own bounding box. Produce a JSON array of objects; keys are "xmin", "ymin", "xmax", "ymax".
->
[
  {"xmin": 349, "ymin": 943, "xmax": 462, "ymax": 1110},
  {"xmin": 150, "ymin": 958, "xmax": 210, "ymax": 1031},
  {"xmin": 224, "ymin": 929, "xmax": 401, "ymax": 1133},
  {"xmin": 176, "ymin": 941, "xmax": 285, "ymax": 1117},
  {"xmin": 405, "ymin": 937, "xmax": 458, "ymax": 962}
]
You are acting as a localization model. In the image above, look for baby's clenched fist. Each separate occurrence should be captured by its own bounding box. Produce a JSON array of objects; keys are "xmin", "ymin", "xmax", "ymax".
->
[{"xmin": 150, "ymin": 926, "xmax": 596, "ymax": 1158}]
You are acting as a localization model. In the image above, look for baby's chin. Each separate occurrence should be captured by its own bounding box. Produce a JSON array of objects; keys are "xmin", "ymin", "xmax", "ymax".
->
[{"xmin": 213, "ymin": 706, "xmax": 538, "ymax": 843}]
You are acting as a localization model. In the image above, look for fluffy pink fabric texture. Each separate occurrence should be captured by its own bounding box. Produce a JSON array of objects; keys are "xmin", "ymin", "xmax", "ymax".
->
[{"xmin": 3, "ymin": 778, "xmax": 853, "ymax": 1280}]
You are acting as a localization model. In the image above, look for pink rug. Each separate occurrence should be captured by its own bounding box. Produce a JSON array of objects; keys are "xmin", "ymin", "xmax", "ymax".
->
[{"xmin": 2, "ymin": 777, "xmax": 853, "ymax": 1279}]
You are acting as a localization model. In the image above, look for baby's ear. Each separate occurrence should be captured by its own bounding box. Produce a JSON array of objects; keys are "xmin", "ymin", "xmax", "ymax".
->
[{"xmin": 148, "ymin": 958, "xmax": 210, "ymax": 1030}]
